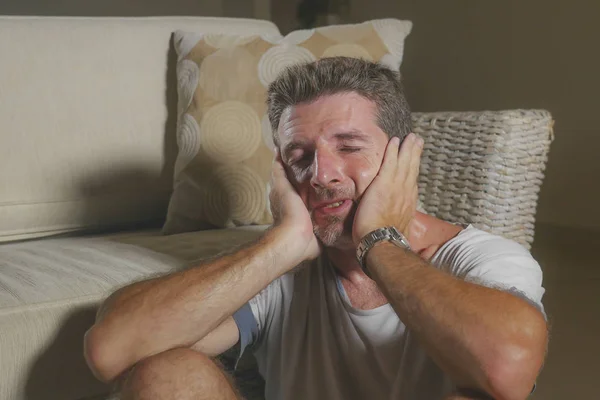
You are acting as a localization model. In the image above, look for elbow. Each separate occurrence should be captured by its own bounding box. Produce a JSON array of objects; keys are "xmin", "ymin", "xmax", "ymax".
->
[
  {"xmin": 84, "ymin": 288, "xmax": 143, "ymax": 383},
  {"xmin": 486, "ymin": 349, "xmax": 539, "ymax": 400},
  {"xmin": 84, "ymin": 324, "xmax": 132, "ymax": 384},
  {"xmin": 486, "ymin": 314, "xmax": 548, "ymax": 400}
]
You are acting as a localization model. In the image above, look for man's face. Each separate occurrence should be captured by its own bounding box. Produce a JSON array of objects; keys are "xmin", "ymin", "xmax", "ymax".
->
[{"xmin": 278, "ymin": 92, "xmax": 389, "ymax": 248}]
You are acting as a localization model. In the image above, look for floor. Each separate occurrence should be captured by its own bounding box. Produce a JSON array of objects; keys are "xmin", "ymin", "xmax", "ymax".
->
[{"xmin": 529, "ymin": 223, "xmax": 600, "ymax": 398}]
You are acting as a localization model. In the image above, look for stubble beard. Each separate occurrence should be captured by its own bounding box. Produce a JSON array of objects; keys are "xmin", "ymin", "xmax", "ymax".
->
[
  {"xmin": 312, "ymin": 214, "xmax": 355, "ymax": 249},
  {"xmin": 310, "ymin": 187, "xmax": 356, "ymax": 249}
]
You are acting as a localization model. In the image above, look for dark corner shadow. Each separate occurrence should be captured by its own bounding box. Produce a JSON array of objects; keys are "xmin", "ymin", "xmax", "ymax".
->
[
  {"xmin": 24, "ymin": 305, "xmax": 110, "ymax": 400},
  {"xmin": 160, "ymin": 33, "xmax": 179, "ymax": 190},
  {"xmin": 76, "ymin": 168, "xmax": 169, "ymax": 236}
]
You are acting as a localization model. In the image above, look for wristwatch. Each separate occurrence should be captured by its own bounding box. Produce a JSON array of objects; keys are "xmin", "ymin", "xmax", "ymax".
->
[{"xmin": 356, "ymin": 226, "xmax": 411, "ymax": 276}]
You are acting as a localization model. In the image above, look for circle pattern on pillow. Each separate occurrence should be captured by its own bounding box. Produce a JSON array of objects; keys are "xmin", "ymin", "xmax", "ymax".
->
[
  {"xmin": 200, "ymin": 101, "xmax": 261, "ymax": 164},
  {"xmin": 175, "ymin": 113, "xmax": 202, "ymax": 175},
  {"xmin": 204, "ymin": 34, "xmax": 257, "ymax": 49},
  {"xmin": 258, "ymin": 45, "xmax": 316, "ymax": 87},
  {"xmin": 205, "ymin": 164, "xmax": 266, "ymax": 227},
  {"xmin": 199, "ymin": 47, "xmax": 256, "ymax": 101},
  {"xmin": 177, "ymin": 60, "xmax": 199, "ymax": 117},
  {"xmin": 322, "ymin": 44, "xmax": 373, "ymax": 60}
]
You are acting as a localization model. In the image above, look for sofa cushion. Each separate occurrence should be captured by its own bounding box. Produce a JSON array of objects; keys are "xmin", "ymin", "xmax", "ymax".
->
[
  {"xmin": 0, "ymin": 16, "xmax": 280, "ymax": 243},
  {"xmin": 0, "ymin": 226, "xmax": 267, "ymax": 400},
  {"xmin": 162, "ymin": 19, "xmax": 413, "ymax": 233}
]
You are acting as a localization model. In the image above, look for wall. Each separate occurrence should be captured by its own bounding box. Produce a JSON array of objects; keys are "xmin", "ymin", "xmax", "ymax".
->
[
  {"xmin": 344, "ymin": 0, "xmax": 600, "ymax": 231},
  {"xmin": 0, "ymin": 0, "xmax": 269, "ymax": 19}
]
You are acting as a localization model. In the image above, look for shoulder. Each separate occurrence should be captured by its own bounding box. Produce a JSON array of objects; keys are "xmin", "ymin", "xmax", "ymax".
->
[
  {"xmin": 419, "ymin": 214, "xmax": 526, "ymax": 257},
  {"xmin": 456, "ymin": 226, "xmax": 530, "ymax": 256},
  {"xmin": 436, "ymin": 225, "xmax": 546, "ymax": 311},
  {"xmin": 433, "ymin": 225, "xmax": 539, "ymax": 277}
]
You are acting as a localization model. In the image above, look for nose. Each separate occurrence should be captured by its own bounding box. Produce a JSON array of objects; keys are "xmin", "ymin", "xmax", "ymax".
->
[{"xmin": 309, "ymin": 147, "xmax": 344, "ymax": 189}]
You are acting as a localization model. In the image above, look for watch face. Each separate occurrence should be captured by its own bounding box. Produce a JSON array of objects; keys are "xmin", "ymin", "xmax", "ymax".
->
[{"xmin": 388, "ymin": 227, "xmax": 411, "ymax": 250}]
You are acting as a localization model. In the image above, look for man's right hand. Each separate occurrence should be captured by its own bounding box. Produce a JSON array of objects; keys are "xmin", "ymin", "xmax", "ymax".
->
[{"xmin": 269, "ymin": 151, "xmax": 321, "ymax": 263}]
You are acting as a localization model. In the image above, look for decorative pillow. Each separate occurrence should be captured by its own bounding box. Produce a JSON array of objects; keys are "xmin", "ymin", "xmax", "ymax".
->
[{"xmin": 163, "ymin": 19, "xmax": 413, "ymax": 234}]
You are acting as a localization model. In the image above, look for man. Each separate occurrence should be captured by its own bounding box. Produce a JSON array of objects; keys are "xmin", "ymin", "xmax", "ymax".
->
[{"xmin": 84, "ymin": 57, "xmax": 548, "ymax": 400}]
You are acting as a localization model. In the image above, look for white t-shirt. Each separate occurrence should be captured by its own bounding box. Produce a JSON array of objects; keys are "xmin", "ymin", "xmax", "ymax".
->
[{"xmin": 233, "ymin": 225, "xmax": 545, "ymax": 400}]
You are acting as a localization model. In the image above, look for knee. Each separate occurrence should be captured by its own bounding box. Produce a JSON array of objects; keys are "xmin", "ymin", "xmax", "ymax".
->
[
  {"xmin": 120, "ymin": 348, "xmax": 217, "ymax": 399},
  {"xmin": 142, "ymin": 347, "xmax": 214, "ymax": 371}
]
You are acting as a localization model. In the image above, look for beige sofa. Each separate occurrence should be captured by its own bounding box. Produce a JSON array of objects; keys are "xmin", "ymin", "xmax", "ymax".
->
[
  {"xmin": 0, "ymin": 16, "xmax": 280, "ymax": 400},
  {"xmin": 0, "ymin": 16, "xmax": 553, "ymax": 400}
]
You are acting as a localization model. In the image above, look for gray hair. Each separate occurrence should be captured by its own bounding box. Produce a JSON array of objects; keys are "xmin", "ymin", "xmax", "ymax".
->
[{"xmin": 266, "ymin": 56, "xmax": 411, "ymax": 146}]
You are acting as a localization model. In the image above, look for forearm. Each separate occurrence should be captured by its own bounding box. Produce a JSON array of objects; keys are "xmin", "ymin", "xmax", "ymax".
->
[
  {"xmin": 366, "ymin": 242, "xmax": 547, "ymax": 400},
  {"xmin": 86, "ymin": 226, "xmax": 299, "ymax": 381}
]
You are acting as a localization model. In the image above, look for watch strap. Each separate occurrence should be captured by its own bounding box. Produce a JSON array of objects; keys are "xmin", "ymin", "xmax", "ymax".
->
[{"xmin": 356, "ymin": 226, "xmax": 411, "ymax": 275}]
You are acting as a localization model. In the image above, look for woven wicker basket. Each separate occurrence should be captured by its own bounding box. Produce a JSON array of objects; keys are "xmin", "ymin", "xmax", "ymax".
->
[{"xmin": 413, "ymin": 109, "xmax": 554, "ymax": 249}]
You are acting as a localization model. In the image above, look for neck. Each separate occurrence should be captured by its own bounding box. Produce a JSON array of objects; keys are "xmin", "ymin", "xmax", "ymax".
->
[{"xmin": 326, "ymin": 212, "xmax": 433, "ymax": 284}]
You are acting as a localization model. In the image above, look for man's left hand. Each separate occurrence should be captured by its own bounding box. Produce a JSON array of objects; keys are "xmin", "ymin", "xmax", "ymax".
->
[{"xmin": 352, "ymin": 133, "xmax": 424, "ymax": 245}]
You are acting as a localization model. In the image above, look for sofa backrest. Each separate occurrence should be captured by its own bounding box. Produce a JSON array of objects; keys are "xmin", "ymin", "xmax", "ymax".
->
[{"xmin": 0, "ymin": 16, "xmax": 280, "ymax": 242}]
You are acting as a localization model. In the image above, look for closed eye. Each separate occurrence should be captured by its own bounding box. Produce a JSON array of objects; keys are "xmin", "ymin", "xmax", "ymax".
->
[
  {"xmin": 291, "ymin": 154, "xmax": 313, "ymax": 168},
  {"xmin": 340, "ymin": 147, "xmax": 361, "ymax": 153}
]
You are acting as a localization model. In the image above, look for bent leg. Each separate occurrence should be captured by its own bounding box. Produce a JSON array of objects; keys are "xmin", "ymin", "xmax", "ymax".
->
[{"xmin": 118, "ymin": 348, "xmax": 242, "ymax": 400}]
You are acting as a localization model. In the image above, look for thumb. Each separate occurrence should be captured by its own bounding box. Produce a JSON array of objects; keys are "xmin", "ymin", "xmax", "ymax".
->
[
  {"xmin": 271, "ymin": 151, "xmax": 294, "ymax": 191},
  {"xmin": 271, "ymin": 159, "xmax": 288, "ymax": 188}
]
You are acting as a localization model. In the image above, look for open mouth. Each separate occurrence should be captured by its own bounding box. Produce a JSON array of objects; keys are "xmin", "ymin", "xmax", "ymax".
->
[{"xmin": 314, "ymin": 199, "xmax": 352, "ymax": 216}]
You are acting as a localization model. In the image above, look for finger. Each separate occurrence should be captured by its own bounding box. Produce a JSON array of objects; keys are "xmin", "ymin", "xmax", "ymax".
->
[
  {"xmin": 273, "ymin": 149, "xmax": 293, "ymax": 185},
  {"xmin": 378, "ymin": 136, "xmax": 400, "ymax": 178},
  {"xmin": 270, "ymin": 151, "xmax": 283, "ymax": 184},
  {"xmin": 269, "ymin": 160, "xmax": 286, "ymax": 216},
  {"xmin": 271, "ymin": 159, "xmax": 286, "ymax": 186},
  {"xmin": 397, "ymin": 133, "xmax": 417, "ymax": 176},
  {"xmin": 272, "ymin": 160, "xmax": 298, "ymax": 199},
  {"xmin": 407, "ymin": 135, "xmax": 424, "ymax": 183}
]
